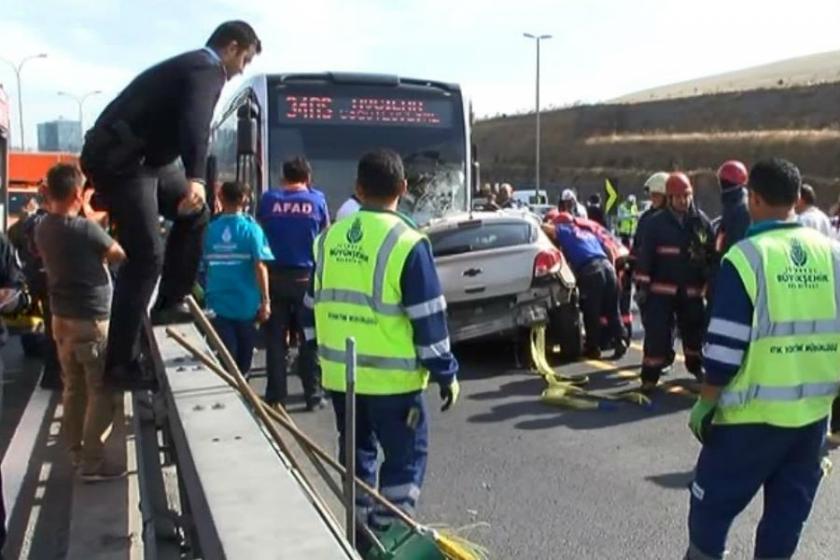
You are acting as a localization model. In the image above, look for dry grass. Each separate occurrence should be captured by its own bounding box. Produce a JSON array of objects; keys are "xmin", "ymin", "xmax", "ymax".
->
[{"xmin": 584, "ymin": 129, "xmax": 840, "ymax": 145}]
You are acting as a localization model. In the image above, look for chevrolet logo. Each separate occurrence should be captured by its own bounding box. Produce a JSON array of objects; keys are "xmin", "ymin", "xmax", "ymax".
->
[{"xmin": 463, "ymin": 268, "xmax": 482, "ymax": 277}]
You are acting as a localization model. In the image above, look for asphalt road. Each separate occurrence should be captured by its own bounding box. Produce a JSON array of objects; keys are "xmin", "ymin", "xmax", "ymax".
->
[
  {"xmin": 279, "ymin": 335, "xmax": 840, "ymax": 560},
  {"xmin": 4, "ymin": 330, "xmax": 840, "ymax": 559}
]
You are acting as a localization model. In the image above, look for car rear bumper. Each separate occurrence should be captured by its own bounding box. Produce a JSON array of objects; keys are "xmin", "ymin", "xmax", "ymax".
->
[{"xmin": 447, "ymin": 283, "xmax": 571, "ymax": 343}]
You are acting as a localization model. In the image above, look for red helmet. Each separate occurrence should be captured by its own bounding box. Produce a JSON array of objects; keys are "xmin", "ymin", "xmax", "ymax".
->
[
  {"xmin": 717, "ymin": 160, "xmax": 748, "ymax": 186},
  {"xmin": 552, "ymin": 211, "xmax": 575, "ymax": 225},
  {"xmin": 666, "ymin": 172, "xmax": 693, "ymax": 196}
]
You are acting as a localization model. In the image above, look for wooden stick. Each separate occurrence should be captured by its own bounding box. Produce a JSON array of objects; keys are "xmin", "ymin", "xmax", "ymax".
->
[
  {"xmin": 165, "ymin": 324, "xmax": 420, "ymax": 531},
  {"xmin": 181, "ymin": 297, "xmax": 342, "ymax": 531}
]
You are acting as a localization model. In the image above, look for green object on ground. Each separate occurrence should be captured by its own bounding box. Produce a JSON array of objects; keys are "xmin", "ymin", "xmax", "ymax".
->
[{"xmin": 364, "ymin": 521, "xmax": 446, "ymax": 560}]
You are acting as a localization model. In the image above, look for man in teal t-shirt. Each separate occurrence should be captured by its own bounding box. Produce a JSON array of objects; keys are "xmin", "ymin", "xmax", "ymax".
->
[{"xmin": 204, "ymin": 181, "xmax": 274, "ymax": 373}]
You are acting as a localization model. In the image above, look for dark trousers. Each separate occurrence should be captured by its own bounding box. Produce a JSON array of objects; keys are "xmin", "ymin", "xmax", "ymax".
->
[
  {"xmin": 263, "ymin": 268, "xmax": 321, "ymax": 405},
  {"xmin": 641, "ymin": 293, "xmax": 705, "ymax": 383},
  {"xmin": 329, "ymin": 391, "xmax": 429, "ymax": 530},
  {"xmin": 40, "ymin": 295, "xmax": 62, "ymax": 389},
  {"xmin": 212, "ymin": 316, "xmax": 256, "ymax": 375},
  {"xmin": 618, "ymin": 267, "xmax": 633, "ymax": 340},
  {"xmin": 831, "ymin": 398, "xmax": 840, "ymax": 434},
  {"xmin": 578, "ymin": 259, "xmax": 622, "ymax": 353},
  {"xmin": 95, "ymin": 162, "xmax": 208, "ymax": 372},
  {"xmin": 687, "ymin": 419, "xmax": 826, "ymax": 559}
]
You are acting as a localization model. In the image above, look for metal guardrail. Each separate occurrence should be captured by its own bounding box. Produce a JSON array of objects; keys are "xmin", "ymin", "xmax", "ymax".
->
[{"xmin": 135, "ymin": 323, "xmax": 356, "ymax": 559}]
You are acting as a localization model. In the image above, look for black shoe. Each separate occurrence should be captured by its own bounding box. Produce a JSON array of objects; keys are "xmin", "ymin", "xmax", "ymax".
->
[
  {"xmin": 105, "ymin": 362, "xmax": 158, "ymax": 392},
  {"xmin": 584, "ymin": 347, "xmax": 601, "ymax": 360},
  {"xmin": 305, "ymin": 396, "xmax": 327, "ymax": 412},
  {"xmin": 611, "ymin": 339, "xmax": 628, "ymax": 360},
  {"xmin": 151, "ymin": 301, "xmax": 192, "ymax": 326},
  {"xmin": 640, "ymin": 380, "xmax": 658, "ymax": 395}
]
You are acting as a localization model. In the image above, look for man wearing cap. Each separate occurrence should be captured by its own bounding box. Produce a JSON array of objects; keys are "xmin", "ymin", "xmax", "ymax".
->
[
  {"xmin": 559, "ymin": 189, "xmax": 587, "ymax": 219},
  {"xmin": 635, "ymin": 172, "xmax": 715, "ymax": 392},
  {"xmin": 616, "ymin": 194, "xmax": 639, "ymax": 247}
]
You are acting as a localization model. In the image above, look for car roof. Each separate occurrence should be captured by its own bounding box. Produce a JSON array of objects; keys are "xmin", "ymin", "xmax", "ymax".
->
[{"xmin": 424, "ymin": 210, "xmax": 539, "ymax": 233}]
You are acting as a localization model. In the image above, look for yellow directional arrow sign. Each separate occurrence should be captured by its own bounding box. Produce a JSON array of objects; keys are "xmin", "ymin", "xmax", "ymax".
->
[{"xmin": 604, "ymin": 178, "xmax": 619, "ymax": 213}]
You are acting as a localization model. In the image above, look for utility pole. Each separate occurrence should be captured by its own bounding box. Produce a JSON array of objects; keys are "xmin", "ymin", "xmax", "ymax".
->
[
  {"xmin": 1, "ymin": 53, "xmax": 48, "ymax": 149},
  {"xmin": 58, "ymin": 89, "xmax": 103, "ymax": 138},
  {"xmin": 523, "ymin": 33, "xmax": 551, "ymax": 200}
]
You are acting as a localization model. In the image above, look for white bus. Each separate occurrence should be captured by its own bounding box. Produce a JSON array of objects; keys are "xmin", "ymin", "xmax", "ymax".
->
[{"xmin": 209, "ymin": 72, "xmax": 476, "ymax": 224}]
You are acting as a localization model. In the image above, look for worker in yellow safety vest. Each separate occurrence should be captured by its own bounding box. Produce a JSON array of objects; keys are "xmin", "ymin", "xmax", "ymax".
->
[
  {"xmin": 686, "ymin": 157, "xmax": 840, "ymax": 560},
  {"xmin": 301, "ymin": 149, "xmax": 460, "ymax": 542},
  {"xmin": 615, "ymin": 195, "xmax": 639, "ymax": 246}
]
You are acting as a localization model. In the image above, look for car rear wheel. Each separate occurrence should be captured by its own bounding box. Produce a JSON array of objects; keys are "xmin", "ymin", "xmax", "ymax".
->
[{"xmin": 547, "ymin": 299, "xmax": 583, "ymax": 362}]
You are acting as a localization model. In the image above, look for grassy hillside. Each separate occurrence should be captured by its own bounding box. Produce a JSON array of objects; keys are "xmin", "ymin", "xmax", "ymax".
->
[
  {"xmin": 475, "ymin": 81, "xmax": 840, "ymax": 216},
  {"xmin": 613, "ymin": 50, "xmax": 840, "ymax": 103}
]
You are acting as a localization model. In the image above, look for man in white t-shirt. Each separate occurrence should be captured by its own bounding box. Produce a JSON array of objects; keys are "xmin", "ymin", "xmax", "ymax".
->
[
  {"xmin": 796, "ymin": 183, "xmax": 833, "ymax": 237},
  {"xmin": 335, "ymin": 194, "xmax": 361, "ymax": 221}
]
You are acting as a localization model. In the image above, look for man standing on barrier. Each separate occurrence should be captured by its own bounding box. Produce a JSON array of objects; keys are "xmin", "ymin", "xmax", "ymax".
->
[{"xmin": 80, "ymin": 21, "xmax": 261, "ymax": 390}]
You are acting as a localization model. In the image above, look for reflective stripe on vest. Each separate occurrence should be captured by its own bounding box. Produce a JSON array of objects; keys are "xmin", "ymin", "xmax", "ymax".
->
[
  {"xmin": 738, "ymin": 239, "xmax": 840, "ymax": 341},
  {"xmin": 719, "ymin": 381, "xmax": 840, "ymax": 407},
  {"xmin": 318, "ymin": 344, "xmax": 419, "ymax": 371}
]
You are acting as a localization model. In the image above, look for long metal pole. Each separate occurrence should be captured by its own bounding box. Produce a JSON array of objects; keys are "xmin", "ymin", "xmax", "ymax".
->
[
  {"xmin": 535, "ymin": 38, "xmax": 541, "ymax": 199},
  {"xmin": 15, "ymin": 68, "xmax": 24, "ymax": 150},
  {"xmin": 344, "ymin": 338, "xmax": 357, "ymax": 549}
]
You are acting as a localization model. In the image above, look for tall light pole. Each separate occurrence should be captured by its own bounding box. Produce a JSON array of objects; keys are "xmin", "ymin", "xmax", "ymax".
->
[
  {"xmin": 523, "ymin": 33, "xmax": 551, "ymax": 201},
  {"xmin": 1, "ymin": 53, "xmax": 48, "ymax": 149},
  {"xmin": 57, "ymin": 89, "xmax": 102, "ymax": 136}
]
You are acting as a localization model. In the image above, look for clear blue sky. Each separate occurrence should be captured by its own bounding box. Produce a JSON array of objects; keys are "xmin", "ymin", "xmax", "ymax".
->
[{"xmin": 2, "ymin": 0, "xmax": 839, "ymax": 148}]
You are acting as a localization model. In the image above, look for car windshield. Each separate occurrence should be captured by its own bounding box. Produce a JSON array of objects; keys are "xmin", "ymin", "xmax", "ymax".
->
[{"xmin": 428, "ymin": 221, "xmax": 533, "ymax": 257}]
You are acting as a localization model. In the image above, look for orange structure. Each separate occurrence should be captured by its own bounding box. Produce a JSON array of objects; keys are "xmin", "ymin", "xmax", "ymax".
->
[{"xmin": 7, "ymin": 151, "xmax": 80, "ymax": 228}]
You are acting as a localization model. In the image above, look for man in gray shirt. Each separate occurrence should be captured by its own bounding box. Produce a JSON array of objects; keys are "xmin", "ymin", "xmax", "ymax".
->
[{"xmin": 35, "ymin": 164, "xmax": 127, "ymax": 482}]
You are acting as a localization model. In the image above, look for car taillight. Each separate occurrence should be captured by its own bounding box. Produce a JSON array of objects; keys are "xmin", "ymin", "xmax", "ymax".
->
[{"xmin": 534, "ymin": 248, "xmax": 563, "ymax": 278}]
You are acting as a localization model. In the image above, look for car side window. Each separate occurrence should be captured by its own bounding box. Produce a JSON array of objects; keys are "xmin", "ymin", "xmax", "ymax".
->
[{"xmin": 429, "ymin": 222, "xmax": 532, "ymax": 257}]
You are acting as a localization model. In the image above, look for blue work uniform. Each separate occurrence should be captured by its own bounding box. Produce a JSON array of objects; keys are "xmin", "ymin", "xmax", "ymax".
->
[
  {"xmin": 635, "ymin": 207, "xmax": 715, "ymax": 382},
  {"xmin": 302, "ymin": 209, "xmax": 458, "ymax": 531},
  {"xmin": 203, "ymin": 213, "xmax": 274, "ymax": 374},
  {"xmin": 554, "ymin": 223, "xmax": 622, "ymax": 355},
  {"xmin": 688, "ymin": 220, "xmax": 828, "ymax": 560},
  {"xmin": 257, "ymin": 187, "xmax": 330, "ymax": 407}
]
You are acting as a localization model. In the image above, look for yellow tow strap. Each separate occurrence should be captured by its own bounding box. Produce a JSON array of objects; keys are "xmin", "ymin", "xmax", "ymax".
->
[{"xmin": 530, "ymin": 325, "xmax": 651, "ymax": 409}]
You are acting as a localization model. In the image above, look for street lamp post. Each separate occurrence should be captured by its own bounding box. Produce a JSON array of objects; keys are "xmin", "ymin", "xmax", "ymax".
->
[
  {"xmin": 58, "ymin": 89, "xmax": 103, "ymax": 137},
  {"xmin": 523, "ymin": 33, "xmax": 551, "ymax": 201},
  {"xmin": 0, "ymin": 53, "xmax": 48, "ymax": 149}
]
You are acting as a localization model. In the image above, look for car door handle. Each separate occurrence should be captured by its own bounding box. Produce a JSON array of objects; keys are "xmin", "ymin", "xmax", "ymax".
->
[
  {"xmin": 465, "ymin": 286, "xmax": 486, "ymax": 294},
  {"xmin": 463, "ymin": 268, "xmax": 483, "ymax": 277}
]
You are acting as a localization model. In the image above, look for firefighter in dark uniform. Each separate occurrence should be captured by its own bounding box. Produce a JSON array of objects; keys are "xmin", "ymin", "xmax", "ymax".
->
[{"xmin": 635, "ymin": 172, "xmax": 715, "ymax": 392}]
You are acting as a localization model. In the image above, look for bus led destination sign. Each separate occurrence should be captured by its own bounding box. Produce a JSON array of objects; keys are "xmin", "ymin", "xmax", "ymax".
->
[{"xmin": 281, "ymin": 95, "xmax": 452, "ymax": 127}]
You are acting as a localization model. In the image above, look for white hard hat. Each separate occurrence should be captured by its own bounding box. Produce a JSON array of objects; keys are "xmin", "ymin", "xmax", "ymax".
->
[
  {"xmin": 627, "ymin": 194, "xmax": 637, "ymax": 203},
  {"xmin": 643, "ymin": 172, "xmax": 669, "ymax": 195},
  {"xmin": 561, "ymin": 188, "xmax": 577, "ymax": 201}
]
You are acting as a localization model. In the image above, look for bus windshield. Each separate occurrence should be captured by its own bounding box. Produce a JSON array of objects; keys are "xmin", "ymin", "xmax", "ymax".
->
[{"xmin": 267, "ymin": 82, "xmax": 467, "ymax": 225}]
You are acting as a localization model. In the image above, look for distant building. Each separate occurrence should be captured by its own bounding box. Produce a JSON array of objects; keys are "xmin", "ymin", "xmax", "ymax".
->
[{"xmin": 37, "ymin": 119, "xmax": 82, "ymax": 153}]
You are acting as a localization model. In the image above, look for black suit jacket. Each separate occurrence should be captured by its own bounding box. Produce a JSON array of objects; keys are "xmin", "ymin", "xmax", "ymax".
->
[{"xmin": 89, "ymin": 49, "xmax": 226, "ymax": 179}]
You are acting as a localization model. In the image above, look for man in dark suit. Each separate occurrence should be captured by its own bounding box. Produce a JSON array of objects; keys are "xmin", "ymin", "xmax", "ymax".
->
[{"xmin": 81, "ymin": 21, "xmax": 261, "ymax": 390}]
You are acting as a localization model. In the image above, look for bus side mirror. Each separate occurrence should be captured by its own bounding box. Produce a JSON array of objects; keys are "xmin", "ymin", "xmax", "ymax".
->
[
  {"xmin": 206, "ymin": 155, "xmax": 218, "ymax": 212},
  {"xmin": 471, "ymin": 143, "xmax": 481, "ymax": 194},
  {"xmin": 237, "ymin": 104, "xmax": 258, "ymax": 156}
]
